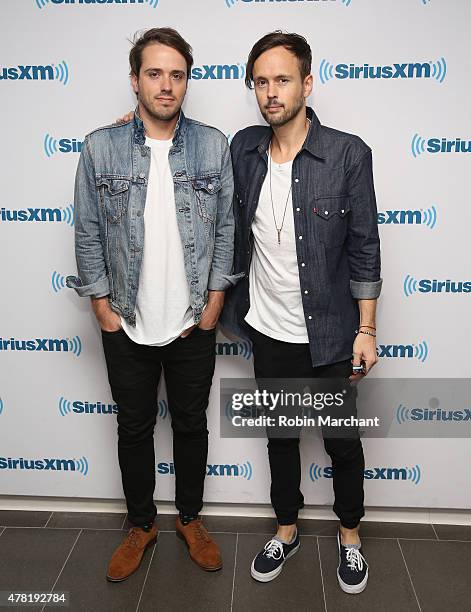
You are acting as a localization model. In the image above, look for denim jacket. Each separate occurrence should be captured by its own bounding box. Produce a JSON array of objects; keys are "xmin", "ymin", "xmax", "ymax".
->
[
  {"xmin": 220, "ymin": 107, "xmax": 382, "ymax": 367},
  {"xmin": 66, "ymin": 110, "xmax": 242, "ymax": 325}
]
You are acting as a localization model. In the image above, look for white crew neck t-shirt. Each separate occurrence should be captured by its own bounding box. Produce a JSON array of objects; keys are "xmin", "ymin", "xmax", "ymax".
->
[
  {"xmin": 244, "ymin": 154, "xmax": 309, "ymax": 343},
  {"xmin": 120, "ymin": 136, "xmax": 194, "ymax": 346}
]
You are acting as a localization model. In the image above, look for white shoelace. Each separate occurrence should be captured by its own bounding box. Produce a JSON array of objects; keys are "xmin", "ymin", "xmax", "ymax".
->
[
  {"xmin": 345, "ymin": 546, "xmax": 365, "ymax": 572},
  {"xmin": 263, "ymin": 539, "xmax": 284, "ymax": 560}
]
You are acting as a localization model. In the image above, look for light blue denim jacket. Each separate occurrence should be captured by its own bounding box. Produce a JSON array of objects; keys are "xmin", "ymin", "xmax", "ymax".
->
[{"xmin": 66, "ymin": 110, "xmax": 242, "ymax": 325}]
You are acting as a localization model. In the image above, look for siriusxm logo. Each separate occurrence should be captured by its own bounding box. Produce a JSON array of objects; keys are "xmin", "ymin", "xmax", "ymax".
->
[
  {"xmin": 44, "ymin": 134, "xmax": 83, "ymax": 157},
  {"xmin": 225, "ymin": 0, "xmax": 351, "ymax": 8},
  {"xmin": 396, "ymin": 404, "xmax": 471, "ymax": 424},
  {"xmin": 36, "ymin": 0, "xmax": 158, "ymax": 8},
  {"xmin": 411, "ymin": 134, "xmax": 471, "ymax": 157},
  {"xmin": 376, "ymin": 341, "xmax": 429, "ymax": 362},
  {"xmin": 377, "ymin": 206, "xmax": 437, "ymax": 229},
  {"xmin": 1, "ymin": 62, "xmax": 69, "ymax": 85},
  {"xmin": 58, "ymin": 396, "xmax": 168, "ymax": 417},
  {"xmin": 189, "ymin": 63, "xmax": 246, "ymax": 81},
  {"xmin": 404, "ymin": 275, "xmax": 471, "ymax": 296},
  {"xmin": 158, "ymin": 460, "xmax": 253, "ymax": 480},
  {"xmin": 0, "ymin": 336, "xmax": 82, "ymax": 357},
  {"xmin": 309, "ymin": 463, "xmax": 421, "ymax": 484},
  {"xmin": 320, "ymin": 58, "xmax": 446, "ymax": 84},
  {"xmin": 0, "ymin": 456, "xmax": 89, "ymax": 476},
  {"xmin": 216, "ymin": 340, "xmax": 252, "ymax": 360},
  {"xmin": 0, "ymin": 205, "xmax": 74, "ymax": 225}
]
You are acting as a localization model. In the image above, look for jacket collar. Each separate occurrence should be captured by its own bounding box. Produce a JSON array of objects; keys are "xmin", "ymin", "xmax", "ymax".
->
[
  {"xmin": 132, "ymin": 105, "xmax": 187, "ymax": 146},
  {"xmin": 252, "ymin": 106, "xmax": 326, "ymax": 160}
]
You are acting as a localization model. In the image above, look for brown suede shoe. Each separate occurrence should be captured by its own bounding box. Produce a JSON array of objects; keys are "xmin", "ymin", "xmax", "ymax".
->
[
  {"xmin": 106, "ymin": 525, "xmax": 158, "ymax": 582},
  {"xmin": 176, "ymin": 517, "xmax": 222, "ymax": 571}
]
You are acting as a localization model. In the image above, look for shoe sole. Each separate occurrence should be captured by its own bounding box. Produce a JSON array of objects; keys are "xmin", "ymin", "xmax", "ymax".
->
[
  {"xmin": 106, "ymin": 535, "xmax": 158, "ymax": 582},
  {"xmin": 337, "ymin": 568, "xmax": 369, "ymax": 594},
  {"xmin": 250, "ymin": 542, "xmax": 300, "ymax": 583},
  {"xmin": 176, "ymin": 529, "xmax": 223, "ymax": 571}
]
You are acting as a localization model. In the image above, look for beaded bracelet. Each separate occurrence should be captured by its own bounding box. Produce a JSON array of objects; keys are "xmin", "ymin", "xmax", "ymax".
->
[{"xmin": 355, "ymin": 329, "xmax": 376, "ymax": 337}]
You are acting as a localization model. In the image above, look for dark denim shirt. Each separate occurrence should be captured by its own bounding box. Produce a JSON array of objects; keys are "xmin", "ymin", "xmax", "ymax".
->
[{"xmin": 220, "ymin": 107, "xmax": 382, "ymax": 367}]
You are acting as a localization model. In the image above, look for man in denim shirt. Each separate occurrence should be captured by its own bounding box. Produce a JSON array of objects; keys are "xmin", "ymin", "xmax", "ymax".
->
[
  {"xmin": 67, "ymin": 28, "xmax": 240, "ymax": 581},
  {"xmin": 221, "ymin": 32, "xmax": 382, "ymax": 593}
]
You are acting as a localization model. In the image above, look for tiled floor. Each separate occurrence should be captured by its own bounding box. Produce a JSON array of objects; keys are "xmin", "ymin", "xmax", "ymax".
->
[{"xmin": 0, "ymin": 511, "xmax": 470, "ymax": 611}]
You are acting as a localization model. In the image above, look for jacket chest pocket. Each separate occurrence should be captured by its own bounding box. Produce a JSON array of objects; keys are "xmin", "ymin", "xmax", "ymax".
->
[
  {"xmin": 191, "ymin": 175, "xmax": 221, "ymax": 223},
  {"xmin": 96, "ymin": 177, "xmax": 131, "ymax": 224},
  {"xmin": 313, "ymin": 196, "xmax": 351, "ymax": 246}
]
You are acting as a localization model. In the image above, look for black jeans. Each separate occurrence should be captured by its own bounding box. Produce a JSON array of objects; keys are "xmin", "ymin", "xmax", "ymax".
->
[
  {"xmin": 249, "ymin": 325, "xmax": 365, "ymax": 529},
  {"xmin": 101, "ymin": 326, "xmax": 216, "ymax": 527}
]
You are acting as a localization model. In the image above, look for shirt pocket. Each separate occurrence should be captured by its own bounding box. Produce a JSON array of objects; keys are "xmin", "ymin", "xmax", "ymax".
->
[
  {"xmin": 313, "ymin": 195, "xmax": 351, "ymax": 246},
  {"xmin": 96, "ymin": 176, "xmax": 131, "ymax": 224},
  {"xmin": 191, "ymin": 175, "xmax": 221, "ymax": 223}
]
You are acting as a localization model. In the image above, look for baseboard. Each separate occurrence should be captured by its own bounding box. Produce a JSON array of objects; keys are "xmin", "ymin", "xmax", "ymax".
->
[{"xmin": 1, "ymin": 496, "xmax": 470, "ymax": 526}]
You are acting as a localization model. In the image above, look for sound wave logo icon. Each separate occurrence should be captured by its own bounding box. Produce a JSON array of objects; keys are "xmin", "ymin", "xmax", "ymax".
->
[
  {"xmin": 51, "ymin": 271, "xmax": 67, "ymax": 293},
  {"xmin": 413, "ymin": 341, "xmax": 429, "ymax": 363},
  {"xmin": 59, "ymin": 396, "xmax": 72, "ymax": 416},
  {"xmin": 0, "ymin": 397, "xmax": 3, "ymax": 416},
  {"xmin": 74, "ymin": 456, "xmax": 89, "ymax": 476},
  {"xmin": 396, "ymin": 404, "xmax": 410, "ymax": 424},
  {"xmin": 404, "ymin": 274, "xmax": 418, "ymax": 297},
  {"xmin": 309, "ymin": 463, "xmax": 323, "ymax": 482},
  {"xmin": 53, "ymin": 61, "xmax": 69, "ymax": 85},
  {"xmin": 61, "ymin": 204, "xmax": 74, "ymax": 226},
  {"xmin": 68, "ymin": 336, "xmax": 82, "ymax": 357},
  {"xmin": 158, "ymin": 399, "xmax": 168, "ymax": 419},
  {"xmin": 44, "ymin": 134, "xmax": 58, "ymax": 158},
  {"xmin": 237, "ymin": 461, "xmax": 253, "ymax": 480},
  {"xmin": 421, "ymin": 205, "xmax": 437, "ymax": 229},
  {"xmin": 431, "ymin": 57, "xmax": 446, "ymax": 82},
  {"xmin": 319, "ymin": 59, "xmax": 334, "ymax": 84},
  {"xmin": 225, "ymin": 0, "xmax": 236, "ymax": 6},
  {"xmin": 407, "ymin": 465, "xmax": 421, "ymax": 484}
]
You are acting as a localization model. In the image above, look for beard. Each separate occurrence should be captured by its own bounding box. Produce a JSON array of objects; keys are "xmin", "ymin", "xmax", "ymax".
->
[
  {"xmin": 261, "ymin": 93, "xmax": 305, "ymax": 127},
  {"xmin": 140, "ymin": 95, "xmax": 182, "ymax": 123}
]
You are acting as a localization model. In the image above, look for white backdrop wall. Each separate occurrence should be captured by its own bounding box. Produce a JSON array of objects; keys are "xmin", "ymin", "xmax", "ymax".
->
[{"xmin": 1, "ymin": 0, "xmax": 470, "ymax": 509}]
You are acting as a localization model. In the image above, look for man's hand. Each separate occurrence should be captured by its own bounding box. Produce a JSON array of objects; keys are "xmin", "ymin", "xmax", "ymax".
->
[
  {"xmin": 199, "ymin": 290, "xmax": 225, "ymax": 330},
  {"xmin": 349, "ymin": 333, "xmax": 378, "ymax": 382},
  {"xmin": 115, "ymin": 111, "xmax": 134, "ymax": 125},
  {"xmin": 91, "ymin": 296, "xmax": 122, "ymax": 332}
]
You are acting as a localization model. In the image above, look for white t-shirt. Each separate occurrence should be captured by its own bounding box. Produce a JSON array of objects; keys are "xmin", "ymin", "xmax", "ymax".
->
[
  {"xmin": 244, "ymin": 154, "xmax": 309, "ymax": 343},
  {"xmin": 121, "ymin": 136, "xmax": 194, "ymax": 346}
]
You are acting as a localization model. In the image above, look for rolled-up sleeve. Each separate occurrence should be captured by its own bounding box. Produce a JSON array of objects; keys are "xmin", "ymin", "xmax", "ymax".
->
[
  {"xmin": 66, "ymin": 136, "xmax": 109, "ymax": 298},
  {"xmin": 346, "ymin": 148, "xmax": 382, "ymax": 300}
]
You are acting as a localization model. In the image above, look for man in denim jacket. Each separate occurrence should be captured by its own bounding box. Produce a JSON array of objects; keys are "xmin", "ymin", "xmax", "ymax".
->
[
  {"xmin": 67, "ymin": 28, "xmax": 240, "ymax": 581},
  {"xmin": 221, "ymin": 32, "xmax": 382, "ymax": 593}
]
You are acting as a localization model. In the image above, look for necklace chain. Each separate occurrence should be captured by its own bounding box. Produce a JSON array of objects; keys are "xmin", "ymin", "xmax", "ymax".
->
[{"xmin": 268, "ymin": 118, "xmax": 311, "ymax": 245}]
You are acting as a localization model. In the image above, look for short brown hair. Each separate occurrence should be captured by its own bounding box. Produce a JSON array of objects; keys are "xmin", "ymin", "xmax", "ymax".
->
[
  {"xmin": 129, "ymin": 27, "xmax": 193, "ymax": 78},
  {"xmin": 245, "ymin": 31, "xmax": 312, "ymax": 89}
]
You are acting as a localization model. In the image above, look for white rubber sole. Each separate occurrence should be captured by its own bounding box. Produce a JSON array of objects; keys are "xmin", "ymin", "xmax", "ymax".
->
[
  {"xmin": 337, "ymin": 567, "xmax": 369, "ymax": 594},
  {"xmin": 250, "ymin": 542, "xmax": 300, "ymax": 583}
]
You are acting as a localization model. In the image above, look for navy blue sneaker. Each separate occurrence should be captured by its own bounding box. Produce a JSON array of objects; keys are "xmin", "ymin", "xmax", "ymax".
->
[
  {"xmin": 251, "ymin": 532, "xmax": 300, "ymax": 582},
  {"xmin": 337, "ymin": 531, "xmax": 368, "ymax": 594}
]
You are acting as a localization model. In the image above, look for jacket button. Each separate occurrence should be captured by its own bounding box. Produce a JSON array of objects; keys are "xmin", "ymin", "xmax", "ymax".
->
[
  {"xmin": 139, "ymin": 173, "xmax": 145, "ymax": 179},
  {"xmin": 324, "ymin": 211, "xmax": 329, "ymax": 215},
  {"xmin": 208, "ymin": 183, "xmax": 214, "ymax": 191},
  {"xmin": 298, "ymin": 236, "xmax": 303, "ymax": 240},
  {"xmin": 137, "ymin": 211, "xmax": 142, "ymax": 217},
  {"xmin": 308, "ymin": 315, "xmax": 312, "ymax": 320}
]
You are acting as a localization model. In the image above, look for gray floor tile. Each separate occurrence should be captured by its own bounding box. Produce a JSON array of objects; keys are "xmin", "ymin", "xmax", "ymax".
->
[
  {"xmin": 46, "ymin": 529, "xmax": 153, "ymax": 612},
  {"xmin": 399, "ymin": 539, "xmax": 471, "ymax": 612},
  {"xmin": 0, "ymin": 527, "xmax": 81, "ymax": 611},
  {"xmin": 433, "ymin": 523, "xmax": 471, "ymax": 541},
  {"xmin": 319, "ymin": 537, "xmax": 420, "ymax": 611},
  {"xmin": 47, "ymin": 512, "xmax": 126, "ymax": 530},
  {"xmin": 0, "ymin": 510, "xmax": 51, "ymax": 527},
  {"xmin": 358, "ymin": 521, "xmax": 436, "ymax": 540},
  {"xmin": 137, "ymin": 531, "xmax": 236, "ymax": 612},
  {"xmin": 232, "ymin": 534, "xmax": 325, "ymax": 612}
]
